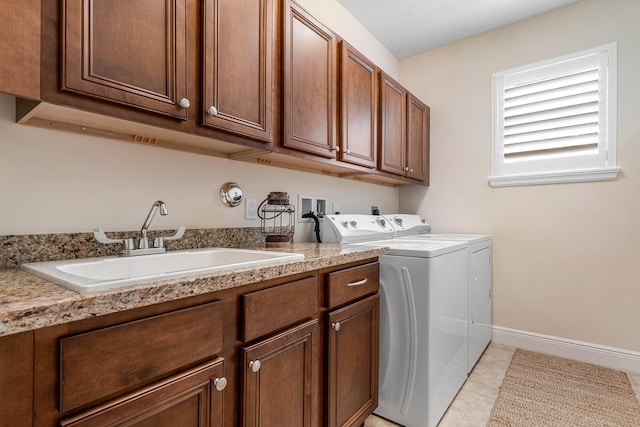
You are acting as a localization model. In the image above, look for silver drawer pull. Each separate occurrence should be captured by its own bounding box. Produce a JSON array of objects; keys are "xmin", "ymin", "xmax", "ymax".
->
[{"xmin": 346, "ymin": 278, "xmax": 368, "ymax": 287}]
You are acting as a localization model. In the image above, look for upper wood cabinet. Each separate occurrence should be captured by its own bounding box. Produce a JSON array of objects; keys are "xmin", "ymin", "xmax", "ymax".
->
[
  {"xmin": 378, "ymin": 72, "xmax": 407, "ymax": 176},
  {"xmin": 338, "ymin": 41, "xmax": 378, "ymax": 169},
  {"xmin": 282, "ymin": 0, "xmax": 337, "ymax": 158},
  {"xmin": 378, "ymin": 73, "xmax": 430, "ymax": 184},
  {"xmin": 202, "ymin": 0, "xmax": 275, "ymax": 143},
  {"xmin": 61, "ymin": 0, "xmax": 190, "ymax": 120},
  {"xmin": 31, "ymin": 0, "xmax": 429, "ymax": 186},
  {"xmin": 406, "ymin": 93, "xmax": 430, "ymax": 184},
  {"xmin": 0, "ymin": 0, "xmax": 40, "ymax": 100}
]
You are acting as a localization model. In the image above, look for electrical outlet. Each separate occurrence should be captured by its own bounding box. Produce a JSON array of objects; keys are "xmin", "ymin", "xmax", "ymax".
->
[
  {"xmin": 245, "ymin": 198, "xmax": 258, "ymax": 220},
  {"xmin": 298, "ymin": 195, "xmax": 314, "ymax": 222}
]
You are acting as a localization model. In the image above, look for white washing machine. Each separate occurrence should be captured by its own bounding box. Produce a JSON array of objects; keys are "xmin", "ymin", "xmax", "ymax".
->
[
  {"xmin": 321, "ymin": 215, "xmax": 469, "ymax": 427},
  {"xmin": 386, "ymin": 214, "xmax": 493, "ymax": 373}
]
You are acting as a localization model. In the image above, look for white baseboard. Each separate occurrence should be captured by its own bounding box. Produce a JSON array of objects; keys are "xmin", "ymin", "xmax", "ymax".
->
[{"xmin": 492, "ymin": 325, "xmax": 640, "ymax": 374}]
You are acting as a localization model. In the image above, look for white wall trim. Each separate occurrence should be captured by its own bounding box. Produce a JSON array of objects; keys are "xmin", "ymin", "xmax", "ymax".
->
[{"xmin": 492, "ymin": 325, "xmax": 640, "ymax": 374}]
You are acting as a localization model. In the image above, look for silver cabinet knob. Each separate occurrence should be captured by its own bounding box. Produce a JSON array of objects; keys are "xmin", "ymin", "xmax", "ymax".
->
[
  {"xmin": 249, "ymin": 360, "xmax": 261, "ymax": 373},
  {"xmin": 332, "ymin": 322, "xmax": 341, "ymax": 331},
  {"xmin": 404, "ymin": 166, "xmax": 409, "ymax": 171},
  {"xmin": 179, "ymin": 98, "xmax": 191, "ymax": 108},
  {"xmin": 207, "ymin": 105, "xmax": 218, "ymax": 116},
  {"xmin": 214, "ymin": 377, "xmax": 227, "ymax": 391},
  {"xmin": 346, "ymin": 149, "xmax": 350, "ymax": 154},
  {"xmin": 410, "ymin": 168, "xmax": 414, "ymax": 173}
]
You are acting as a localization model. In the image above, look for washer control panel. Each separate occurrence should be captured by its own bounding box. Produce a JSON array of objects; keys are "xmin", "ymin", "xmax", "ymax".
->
[{"xmin": 320, "ymin": 214, "xmax": 396, "ymax": 243}]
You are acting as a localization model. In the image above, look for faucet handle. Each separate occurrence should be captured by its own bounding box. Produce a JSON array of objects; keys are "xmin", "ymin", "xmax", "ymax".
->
[
  {"xmin": 163, "ymin": 225, "xmax": 186, "ymax": 241},
  {"xmin": 93, "ymin": 228, "xmax": 124, "ymax": 245}
]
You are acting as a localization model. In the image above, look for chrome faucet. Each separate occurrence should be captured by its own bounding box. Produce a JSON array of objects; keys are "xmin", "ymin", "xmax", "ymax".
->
[
  {"xmin": 139, "ymin": 200, "xmax": 168, "ymax": 249},
  {"xmin": 93, "ymin": 200, "xmax": 185, "ymax": 256}
]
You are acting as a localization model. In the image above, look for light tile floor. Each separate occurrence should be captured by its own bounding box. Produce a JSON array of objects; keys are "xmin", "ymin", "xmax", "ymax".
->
[{"xmin": 365, "ymin": 342, "xmax": 640, "ymax": 427}]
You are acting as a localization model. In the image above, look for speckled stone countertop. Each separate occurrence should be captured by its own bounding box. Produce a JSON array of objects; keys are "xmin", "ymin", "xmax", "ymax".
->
[{"xmin": 0, "ymin": 243, "xmax": 387, "ymax": 337}]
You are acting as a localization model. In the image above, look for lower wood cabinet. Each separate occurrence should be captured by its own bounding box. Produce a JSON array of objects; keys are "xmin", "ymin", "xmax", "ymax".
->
[
  {"xmin": 0, "ymin": 331, "xmax": 33, "ymax": 427},
  {"xmin": 15, "ymin": 258, "xmax": 379, "ymax": 427},
  {"xmin": 241, "ymin": 319, "xmax": 319, "ymax": 427},
  {"xmin": 59, "ymin": 358, "xmax": 226, "ymax": 427},
  {"xmin": 327, "ymin": 294, "xmax": 379, "ymax": 427}
]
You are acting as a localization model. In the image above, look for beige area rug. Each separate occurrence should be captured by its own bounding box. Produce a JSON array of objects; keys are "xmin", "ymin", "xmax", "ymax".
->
[{"xmin": 487, "ymin": 349, "xmax": 640, "ymax": 426}]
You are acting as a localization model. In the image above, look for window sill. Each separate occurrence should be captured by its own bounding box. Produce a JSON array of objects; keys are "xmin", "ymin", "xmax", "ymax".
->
[{"xmin": 488, "ymin": 167, "xmax": 621, "ymax": 187}]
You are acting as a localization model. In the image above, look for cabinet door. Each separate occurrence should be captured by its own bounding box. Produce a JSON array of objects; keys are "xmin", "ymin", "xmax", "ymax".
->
[
  {"xmin": 203, "ymin": 0, "xmax": 275, "ymax": 142},
  {"xmin": 339, "ymin": 41, "xmax": 377, "ymax": 168},
  {"xmin": 0, "ymin": 331, "xmax": 33, "ymax": 427},
  {"xmin": 283, "ymin": 0, "xmax": 337, "ymax": 158},
  {"xmin": 241, "ymin": 319, "xmax": 318, "ymax": 427},
  {"xmin": 327, "ymin": 294, "xmax": 379, "ymax": 427},
  {"xmin": 378, "ymin": 72, "xmax": 406, "ymax": 176},
  {"xmin": 61, "ymin": 0, "xmax": 189, "ymax": 119},
  {"xmin": 406, "ymin": 93, "xmax": 430, "ymax": 183},
  {"xmin": 0, "ymin": 0, "xmax": 40, "ymax": 99},
  {"xmin": 59, "ymin": 358, "xmax": 226, "ymax": 427}
]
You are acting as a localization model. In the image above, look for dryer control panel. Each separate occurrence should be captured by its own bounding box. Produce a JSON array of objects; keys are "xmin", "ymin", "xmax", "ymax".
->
[{"xmin": 383, "ymin": 214, "xmax": 431, "ymax": 237}]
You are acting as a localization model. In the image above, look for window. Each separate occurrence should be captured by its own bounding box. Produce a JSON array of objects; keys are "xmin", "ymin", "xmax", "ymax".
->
[{"xmin": 490, "ymin": 43, "xmax": 619, "ymax": 187}]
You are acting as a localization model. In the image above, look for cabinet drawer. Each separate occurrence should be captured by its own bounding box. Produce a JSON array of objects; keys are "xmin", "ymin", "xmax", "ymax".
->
[
  {"xmin": 326, "ymin": 262, "xmax": 379, "ymax": 309},
  {"xmin": 60, "ymin": 301, "xmax": 223, "ymax": 413},
  {"xmin": 242, "ymin": 276, "xmax": 318, "ymax": 342}
]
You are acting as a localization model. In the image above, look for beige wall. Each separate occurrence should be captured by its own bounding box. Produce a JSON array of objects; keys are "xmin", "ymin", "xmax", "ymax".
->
[
  {"xmin": 399, "ymin": 0, "xmax": 640, "ymax": 352},
  {"xmin": 0, "ymin": 93, "xmax": 399, "ymax": 237}
]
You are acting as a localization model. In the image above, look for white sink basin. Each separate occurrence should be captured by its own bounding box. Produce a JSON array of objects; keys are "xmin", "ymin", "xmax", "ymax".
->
[{"xmin": 22, "ymin": 248, "xmax": 304, "ymax": 292}]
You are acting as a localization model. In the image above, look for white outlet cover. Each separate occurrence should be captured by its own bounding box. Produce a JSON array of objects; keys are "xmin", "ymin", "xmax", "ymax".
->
[
  {"xmin": 298, "ymin": 194, "xmax": 314, "ymax": 222},
  {"xmin": 245, "ymin": 198, "xmax": 258, "ymax": 220}
]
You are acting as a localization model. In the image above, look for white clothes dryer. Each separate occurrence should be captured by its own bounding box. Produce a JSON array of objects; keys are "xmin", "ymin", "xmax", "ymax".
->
[{"xmin": 385, "ymin": 214, "xmax": 493, "ymax": 373}]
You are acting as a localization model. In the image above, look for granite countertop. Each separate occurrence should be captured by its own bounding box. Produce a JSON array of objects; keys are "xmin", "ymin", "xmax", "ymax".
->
[{"xmin": 0, "ymin": 243, "xmax": 387, "ymax": 337}]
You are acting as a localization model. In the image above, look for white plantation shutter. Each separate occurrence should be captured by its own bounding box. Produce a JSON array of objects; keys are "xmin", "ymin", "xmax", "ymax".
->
[{"xmin": 490, "ymin": 44, "xmax": 619, "ymax": 187}]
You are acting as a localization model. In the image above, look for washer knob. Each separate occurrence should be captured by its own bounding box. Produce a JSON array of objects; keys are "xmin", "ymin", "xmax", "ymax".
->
[
  {"xmin": 394, "ymin": 217, "xmax": 403, "ymax": 225},
  {"xmin": 341, "ymin": 221, "xmax": 348, "ymax": 228},
  {"xmin": 349, "ymin": 221, "xmax": 357, "ymax": 228},
  {"xmin": 376, "ymin": 218, "xmax": 386, "ymax": 228}
]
